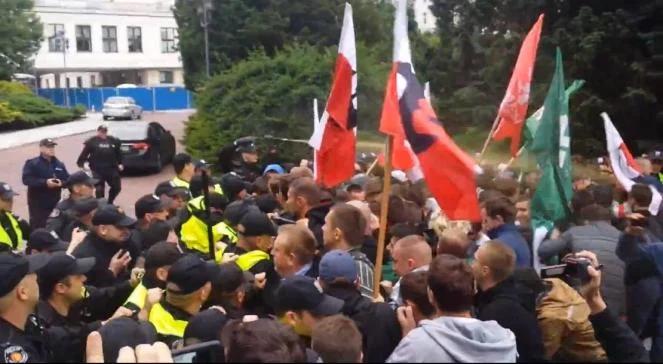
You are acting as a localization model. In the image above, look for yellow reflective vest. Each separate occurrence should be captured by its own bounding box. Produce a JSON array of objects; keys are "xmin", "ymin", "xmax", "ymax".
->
[
  {"xmin": 124, "ymin": 282, "xmax": 148, "ymax": 311},
  {"xmin": 0, "ymin": 211, "xmax": 23, "ymax": 251},
  {"xmin": 180, "ymin": 197, "xmax": 238, "ymax": 260},
  {"xmin": 235, "ymin": 250, "xmax": 271, "ymax": 271},
  {"xmin": 170, "ymin": 176, "xmax": 190, "ymax": 189},
  {"xmin": 148, "ymin": 302, "xmax": 188, "ymax": 342}
]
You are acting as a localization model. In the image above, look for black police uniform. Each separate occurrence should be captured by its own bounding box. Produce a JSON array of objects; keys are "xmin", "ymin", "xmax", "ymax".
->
[
  {"xmin": 76, "ymin": 136, "xmax": 123, "ymax": 204},
  {"xmin": 21, "ymin": 156, "xmax": 69, "ymax": 229},
  {"xmin": 44, "ymin": 199, "xmax": 76, "ymax": 240},
  {"xmin": 0, "ymin": 315, "xmax": 48, "ymax": 363}
]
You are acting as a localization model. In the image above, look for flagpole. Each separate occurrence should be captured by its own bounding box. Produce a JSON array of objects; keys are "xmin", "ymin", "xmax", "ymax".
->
[
  {"xmin": 373, "ymin": 136, "xmax": 393, "ymax": 299},
  {"xmin": 366, "ymin": 157, "xmax": 379, "ymax": 176},
  {"xmin": 506, "ymin": 145, "xmax": 525, "ymax": 168},
  {"xmin": 479, "ymin": 115, "xmax": 500, "ymax": 161}
]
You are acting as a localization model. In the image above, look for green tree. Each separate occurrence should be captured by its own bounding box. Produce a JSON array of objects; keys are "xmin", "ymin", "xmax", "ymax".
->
[
  {"xmin": 427, "ymin": 0, "xmax": 663, "ymax": 155},
  {"xmin": 0, "ymin": 0, "xmax": 42, "ymax": 80}
]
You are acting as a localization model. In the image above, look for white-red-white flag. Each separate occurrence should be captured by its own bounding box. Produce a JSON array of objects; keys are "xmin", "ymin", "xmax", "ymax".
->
[
  {"xmin": 309, "ymin": 3, "xmax": 357, "ymax": 188},
  {"xmin": 602, "ymin": 112, "xmax": 661, "ymax": 214}
]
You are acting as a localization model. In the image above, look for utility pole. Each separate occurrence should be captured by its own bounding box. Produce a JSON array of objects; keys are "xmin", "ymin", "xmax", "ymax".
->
[
  {"xmin": 57, "ymin": 30, "xmax": 70, "ymax": 107},
  {"xmin": 198, "ymin": 0, "xmax": 213, "ymax": 78}
]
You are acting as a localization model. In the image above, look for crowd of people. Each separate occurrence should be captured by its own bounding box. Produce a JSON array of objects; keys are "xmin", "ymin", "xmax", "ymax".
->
[{"xmin": 1, "ymin": 131, "xmax": 662, "ymax": 363}]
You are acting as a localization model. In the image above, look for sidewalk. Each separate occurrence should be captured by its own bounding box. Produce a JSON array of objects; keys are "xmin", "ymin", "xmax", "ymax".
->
[{"xmin": 0, "ymin": 113, "xmax": 103, "ymax": 150}]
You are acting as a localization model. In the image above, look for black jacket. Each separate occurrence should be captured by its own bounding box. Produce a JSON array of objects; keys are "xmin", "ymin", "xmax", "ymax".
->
[
  {"xmin": 76, "ymin": 136, "xmax": 122, "ymax": 171},
  {"xmin": 22, "ymin": 155, "xmax": 69, "ymax": 207},
  {"xmin": 0, "ymin": 316, "xmax": 48, "ymax": 363},
  {"xmin": 325, "ymin": 286, "xmax": 401, "ymax": 363},
  {"xmin": 475, "ymin": 277, "xmax": 546, "ymax": 363},
  {"xmin": 45, "ymin": 198, "xmax": 76, "ymax": 240},
  {"xmin": 306, "ymin": 203, "xmax": 332, "ymax": 250},
  {"xmin": 590, "ymin": 307, "xmax": 649, "ymax": 362},
  {"xmin": 72, "ymin": 232, "xmax": 139, "ymax": 287},
  {"xmin": 37, "ymin": 301, "xmax": 102, "ymax": 363}
]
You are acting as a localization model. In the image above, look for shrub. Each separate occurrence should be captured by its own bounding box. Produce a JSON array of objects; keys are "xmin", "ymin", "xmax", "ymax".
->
[{"xmin": 0, "ymin": 81, "xmax": 81, "ymax": 130}]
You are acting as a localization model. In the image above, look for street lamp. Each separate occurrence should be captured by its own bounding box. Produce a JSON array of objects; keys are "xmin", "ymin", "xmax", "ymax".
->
[
  {"xmin": 56, "ymin": 30, "xmax": 70, "ymax": 107},
  {"xmin": 197, "ymin": 0, "xmax": 213, "ymax": 78}
]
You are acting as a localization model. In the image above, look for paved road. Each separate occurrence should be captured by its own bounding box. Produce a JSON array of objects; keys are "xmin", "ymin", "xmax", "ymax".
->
[{"xmin": 3, "ymin": 111, "xmax": 193, "ymax": 219}]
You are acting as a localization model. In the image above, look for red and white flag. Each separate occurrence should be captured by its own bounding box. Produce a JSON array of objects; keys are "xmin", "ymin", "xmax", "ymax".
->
[
  {"xmin": 492, "ymin": 14, "xmax": 544, "ymax": 156},
  {"xmin": 378, "ymin": 0, "xmax": 480, "ymax": 221},
  {"xmin": 602, "ymin": 112, "xmax": 661, "ymax": 214},
  {"xmin": 309, "ymin": 3, "xmax": 357, "ymax": 188}
]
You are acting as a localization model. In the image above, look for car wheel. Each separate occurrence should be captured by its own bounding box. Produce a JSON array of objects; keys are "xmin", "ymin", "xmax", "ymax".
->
[
  {"xmin": 103, "ymin": 115, "xmax": 109, "ymax": 120},
  {"xmin": 131, "ymin": 112, "xmax": 137, "ymax": 120},
  {"xmin": 137, "ymin": 113, "xmax": 142, "ymax": 120}
]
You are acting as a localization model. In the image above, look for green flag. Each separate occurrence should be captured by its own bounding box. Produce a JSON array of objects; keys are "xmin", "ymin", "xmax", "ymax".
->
[
  {"xmin": 522, "ymin": 79, "xmax": 585, "ymax": 149},
  {"xmin": 527, "ymin": 48, "xmax": 574, "ymax": 271}
]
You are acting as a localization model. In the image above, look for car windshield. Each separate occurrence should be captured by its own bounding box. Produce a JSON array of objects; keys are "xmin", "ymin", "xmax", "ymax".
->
[
  {"xmin": 106, "ymin": 97, "xmax": 130, "ymax": 104},
  {"xmin": 108, "ymin": 123, "xmax": 148, "ymax": 140}
]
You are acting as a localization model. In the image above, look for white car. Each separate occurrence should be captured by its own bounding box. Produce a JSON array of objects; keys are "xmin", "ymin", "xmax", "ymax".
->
[{"xmin": 102, "ymin": 96, "xmax": 143, "ymax": 120}]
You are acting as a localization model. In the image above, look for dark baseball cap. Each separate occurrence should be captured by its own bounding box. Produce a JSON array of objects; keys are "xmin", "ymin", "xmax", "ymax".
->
[
  {"xmin": 92, "ymin": 204, "xmax": 136, "ymax": 227},
  {"xmin": 144, "ymin": 241, "xmax": 182, "ymax": 270},
  {"xmin": 211, "ymin": 262, "xmax": 248, "ymax": 294},
  {"xmin": 97, "ymin": 125, "xmax": 108, "ymax": 131},
  {"xmin": 36, "ymin": 252, "xmax": 95, "ymax": 288},
  {"xmin": 275, "ymin": 276, "xmax": 344, "ymax": 316},
  {"xmin": 167, "ymin": 254, "xmax": 215, "ymax": 295},
  {"xmin": 0, "ymin": 253, "xmax": 51, "ymax": 297},
  {"xmin": 319, "ymin": 250, "xmax": 358, "ymax": 284},
  {"xmin": 236, "ymin": 140, "xmax": 257, "ymax": 153},
  {"xmin": 195, "ymin": 159, "xmax": 211, "ymax": 169},
  {"xmin": 154, "ymin": 181, "xmax": 189, "ymax": 199},
  {"xmin": 27, "ymin": 229, "xmax": 68, "ymax": 253},
  {"xmin": 66, "ymin": 171, "xmax": 98, "ymax": 188},
  {"xmin": 223, "ymin": 200, "xmax": 260, "ymax": 227},
  {"xmin": 135, "ymin": 194, "xmax": 166, "ymax": 219},
  {"xmin": 39, "ymin": 138, "xmax": 57, "ymax": 147},
  {"xmin": 0, "ymin": 182, "xmax": 18, "ymax": 200},
  {"xmin": 98, "ymin": 317, "xmax": 157, "ymax": 362},
  {"xmin": 237, "ymin": 210, "xmax": 277, "ymax": 237},
  {"xmin": 72, "ymin": 197, "xmax": 103, "ymax": 216},
  {"xmin": 220, "ymin": 174, "xmax": 251, "ymax": 199},
  {"xmin": 184, "ymin": 308, "xmax": 229, "ymax": 343}
]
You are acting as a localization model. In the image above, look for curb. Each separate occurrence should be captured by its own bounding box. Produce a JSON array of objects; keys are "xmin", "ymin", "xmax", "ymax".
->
[{"xmin": 0, "ymin": 113, "xmax": 103, "ymax": 150}]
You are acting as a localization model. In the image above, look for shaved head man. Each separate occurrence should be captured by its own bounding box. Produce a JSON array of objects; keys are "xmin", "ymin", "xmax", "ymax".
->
[
  {"xmin": 437, "ymin": 228, "xmax": 472, "ymax": 259},
  {"xmin": 390, "ymin": 235, "xmax": 432, "ymax": 305}
]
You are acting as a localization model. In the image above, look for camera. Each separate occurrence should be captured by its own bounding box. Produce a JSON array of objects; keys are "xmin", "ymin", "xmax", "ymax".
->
[{"xmin": 540, "ymin": 255, "xmax": 593, "ymax": 286}]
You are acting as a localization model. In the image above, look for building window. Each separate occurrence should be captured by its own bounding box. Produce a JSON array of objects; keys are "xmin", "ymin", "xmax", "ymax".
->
[
  {"xmin": 127, "ymin": 26, "xmax": 142, "ymax": 53},
  {"xmin": 160, "ymin": 28, "xmax": 178, "ymax": 53},
  {"xmin": 159, "ymin": 71, "xmax": 174, "ymax": 84},
  {"xmin": 75, "ymin": 25, "xmax": 91, "ymax": 52},
  {"xmin": 102, "ymin": 26, "xmax": 118, "ymax": 53},
  {"xmin": 90, "ymin": 75, "xmax": 96, "ymax": 86},
  {"xmin": 47, "ymin": 24, "xmax": 65, "ymax": 52}
]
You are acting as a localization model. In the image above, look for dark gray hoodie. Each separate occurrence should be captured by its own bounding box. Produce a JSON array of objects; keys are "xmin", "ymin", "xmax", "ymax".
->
[{"xmin": 386, "ymin": 316, "xmax": 518, "ymax": 363}]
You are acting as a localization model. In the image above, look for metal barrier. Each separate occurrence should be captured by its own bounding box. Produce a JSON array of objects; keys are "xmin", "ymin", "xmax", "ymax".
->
[{"xmin": 37, "ymin": 86, "xmax": 195, "ymax": 111}]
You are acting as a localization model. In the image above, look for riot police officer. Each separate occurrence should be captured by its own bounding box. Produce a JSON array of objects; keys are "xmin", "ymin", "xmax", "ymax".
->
[
  {"xmin": 0, "ymin": 183, "xmax": 28, "ymax": 253},
  {"xmin": 45, "ymin": 171, "xmax": 98, "ymax": 241},
  {"xmin": 217, "ymin": 137, "xmax": 261, "ymax": 183},
  {"xmin": 21, "ymin": 138, "xmax": 70, "ymax": 229},
  {"xmin": 0, "ymin": 252, "xmax": 51, "ymax": 363},
  {"xmin": 76, "ymin": 125, "xmax": 123, "ymax": 204}
]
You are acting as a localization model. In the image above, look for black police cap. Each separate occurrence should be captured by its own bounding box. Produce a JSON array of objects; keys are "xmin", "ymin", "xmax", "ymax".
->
[{"xmin": 0, "ymin": 253, "xmax": 51, "ymax": 297}]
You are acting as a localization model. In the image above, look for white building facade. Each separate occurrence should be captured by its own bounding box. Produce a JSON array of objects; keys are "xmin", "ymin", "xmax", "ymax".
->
[
  {"xmin": 411, "ymin": 0, "xmax": 436, "ymax": 33},
  {"xmin": 33, "ymin": 0, "xmax": 184, "ymax": 88}
]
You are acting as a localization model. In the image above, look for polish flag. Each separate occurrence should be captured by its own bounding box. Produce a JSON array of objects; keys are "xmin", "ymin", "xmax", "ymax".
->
[
  {"xmin": 309, "ymin": 3, "xmax": 357, "ymax": 188},
  {"xmin": 602, "ymin": 112, "xmax": 661, "ymax": 214}
]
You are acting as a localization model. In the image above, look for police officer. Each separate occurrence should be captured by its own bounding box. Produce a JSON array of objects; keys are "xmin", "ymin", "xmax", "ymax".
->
[
  {"xmin": 71, "ymin": 204, "xmax": 139, "ymax": 287},
  {"xmin": 124, "ymin": 242, "xmax": 181, "ymax": 314},
  {"xmin": 45, "ymin": 171, "xmax": 98, "ymax": 240},
  {"xmin": 171, "ymin": 153, "xmax": 195, "ymax": 192},
  {"xmin": 0, "ymin": 183, "xmax": 27, "ymax": 253},
  {"xmin": 21, "ymin": 138, "xmax": 70, "ymax": 229},
  {"xmin": 76, "ymin": 125, "xmax": 123, "ymax": 204},
  {"xmin": 233, "ymin": 138, "xmax": 261, "ymax": 183},
  {"xmin": 0, "ymin": 252, "xmax": 51, "ymax": 363},
  {"xmin": 179, "ymin": 192, "xmax": 236, "ymax": 262},
  {"xmin": 230, "ymin": 210, "xmax": 279, "ymax": 313},
  {"xmin": 148, "ymin": 254, "xmax": 211, "ymax": 347}
]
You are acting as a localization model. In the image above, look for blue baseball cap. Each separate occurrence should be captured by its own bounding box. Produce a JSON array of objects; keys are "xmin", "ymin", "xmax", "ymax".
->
[
  {"xmin": 319, "ymin": 250, "xmax": 358, "ymax": 284},
  {"xmin": 263, "ymin": 164, "xmax": 285, "ymax": 175}
]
